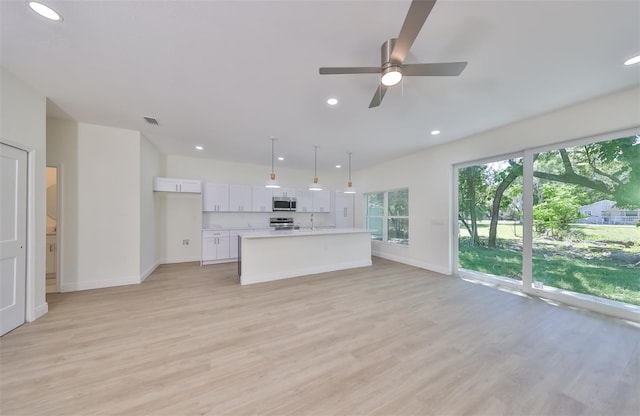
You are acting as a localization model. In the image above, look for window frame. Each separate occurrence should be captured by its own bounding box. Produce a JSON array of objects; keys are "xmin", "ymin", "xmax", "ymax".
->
[{"xmin": 365, "ymin": 188, "xmax": 409, "ymax": 246}]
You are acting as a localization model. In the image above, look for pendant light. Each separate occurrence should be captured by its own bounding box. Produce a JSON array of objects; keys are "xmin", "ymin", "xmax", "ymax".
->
[
  {"xmin": 265, "ymin": 137, "xmax": 281, "ymax": 189},
  {"xmin": 309, "ymin": 145, "xmax": 323, "ymax": 191},
  {"xmin": 343, "ymin": 152, "xmax": 357, "ymax": 194}
]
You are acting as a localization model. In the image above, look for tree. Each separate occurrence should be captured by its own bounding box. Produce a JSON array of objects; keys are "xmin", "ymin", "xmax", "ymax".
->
[
  {"xmin": 485, "ymin": 136, "xmax": 638, "ymax": 246},
  {"xmin": 458, "ymin": 165, "xmax": 488, "ymax": 246},
  {"xmin": 487, "ymin": 160, "xmax": 522, "ymax": 248},
  {"xmin": 532, "ymin": 184, "xmax": 582, "ymax": 238}
]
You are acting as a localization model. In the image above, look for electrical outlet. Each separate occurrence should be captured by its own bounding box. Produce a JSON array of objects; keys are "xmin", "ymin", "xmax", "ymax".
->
[{"xmin": 182, "ymin": 239, "xmax": 190, "ymax": 246}]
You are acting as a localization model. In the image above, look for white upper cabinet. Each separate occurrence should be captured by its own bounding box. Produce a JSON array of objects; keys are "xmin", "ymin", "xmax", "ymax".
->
[
  {"xmin": 296, "ymin": 190, "xmax": 313, "ymax": 213},
  {"xmin": 202, "ymin": 183, "xmax": 229, "ymax": 212},
  {"xmin": 252, "ymin": 187, "xmax": 273, "ymax": 212},
  {"xmin": 154, "ymin": 177, "xmax": 201, "ymax": 193},
  {"xmin": 312, "ymin": 190, "xmax": 331, "ymax": 213},
  {"xmin": 272, "ymin": 188, "xmax": 297, "ymax": 198},
  {"xmin": 229, "ymin": 184, "xmax": 252, "ymax": 212}
]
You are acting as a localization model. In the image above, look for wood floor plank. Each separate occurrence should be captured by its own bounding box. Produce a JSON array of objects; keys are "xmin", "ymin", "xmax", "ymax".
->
[{"xmin": 1, "ymin": 258, "xmax": 638, "ymax": 416}]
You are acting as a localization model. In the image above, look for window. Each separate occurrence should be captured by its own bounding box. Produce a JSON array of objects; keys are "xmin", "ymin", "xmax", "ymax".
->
[
  {"xmin": 366, "ymin": 189, "xmax": 409, "ymax": 245},
  {"xmin": 366, "ymin": 192, "xmax": 384, "ymax": 241}
]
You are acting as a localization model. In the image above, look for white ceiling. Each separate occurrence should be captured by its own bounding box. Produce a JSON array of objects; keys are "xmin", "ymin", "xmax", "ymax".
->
[{"xmin": 2, "ymin": 0, "xmax": 639, "ymax": 172}]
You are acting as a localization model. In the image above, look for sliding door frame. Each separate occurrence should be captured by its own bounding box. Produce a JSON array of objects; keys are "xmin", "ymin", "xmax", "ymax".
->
[{"xmin": 454, "ymin": 127, "xmax": 640, "ymax": 322}]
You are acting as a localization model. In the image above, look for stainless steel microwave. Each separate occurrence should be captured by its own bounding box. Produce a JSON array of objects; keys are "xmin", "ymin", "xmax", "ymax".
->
[{"xmin": 273, "ymin": 197, "xmax": 297, "ymax": 211}]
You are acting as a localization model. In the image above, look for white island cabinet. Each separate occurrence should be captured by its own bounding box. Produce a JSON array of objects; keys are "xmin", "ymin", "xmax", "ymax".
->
[{"xmin": 238, "ymin": 229, "xmax": 372, "ymax": 285}]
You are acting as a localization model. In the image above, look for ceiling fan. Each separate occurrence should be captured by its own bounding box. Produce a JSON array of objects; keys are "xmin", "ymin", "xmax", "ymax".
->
[{"xmin": 319, "ymin": 0, "xmax": 467, "ymax": 108}]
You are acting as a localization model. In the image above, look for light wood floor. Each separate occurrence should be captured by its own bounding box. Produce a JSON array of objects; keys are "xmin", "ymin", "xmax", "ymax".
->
[{"xmin": 1, "ymin": 258, "xmax": 638, "ymax": 416}]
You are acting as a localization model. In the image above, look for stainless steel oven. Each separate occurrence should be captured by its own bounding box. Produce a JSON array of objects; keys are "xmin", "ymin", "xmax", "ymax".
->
[{"xmin": 269, "ymin": 217, "xmax": 299, "ymax": 230}]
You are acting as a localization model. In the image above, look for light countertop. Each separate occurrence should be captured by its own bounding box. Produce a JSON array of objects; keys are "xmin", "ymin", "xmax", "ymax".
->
[{"xmin": 238, "ymin": 228, "xmax": 370, "ymax": 239}]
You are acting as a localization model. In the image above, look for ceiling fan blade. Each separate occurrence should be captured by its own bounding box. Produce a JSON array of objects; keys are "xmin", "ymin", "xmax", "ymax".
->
[
  {"xmin": 319, "ymin": 67, "xmax": 380, "ymax": 75},
  {"xmin": 391, "ymin": 0, "xmax": 437, "ymax": 64},
  {"xmin": 368, "ymin": 84, "xmax": 388, "ymax": 108},
  {"xmin": 403, "ymin": 62, "xmax": 467, "ymax": 76}
]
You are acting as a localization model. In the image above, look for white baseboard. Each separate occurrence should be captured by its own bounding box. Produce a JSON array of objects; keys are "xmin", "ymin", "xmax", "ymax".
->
[
  {"xmin": 241, "ymin": 259, "xmax": 372, "ymax": 285},
  {"xmin": 201, "ymin": 258, "xmax": 237, "ymax": 266},
  {"xmin": 140, "ymin": 262, "xmax": 160, "ymax": 282},
  {"xmin": 372, "ymin": 251, "xmax": 451, "ymax": 275},
  {"xmin": 60, "ymin": 275, "xmax": 141, "ymax": 292},
  {"xmin": 160, "ymin": 256, "xmax": 201, "ymax": 264},
  {"xmin": 31, "ymin": 302, "xmax": 48, "ymax": 321}
]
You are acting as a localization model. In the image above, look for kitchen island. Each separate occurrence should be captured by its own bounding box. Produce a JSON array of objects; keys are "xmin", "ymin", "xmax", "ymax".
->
[{"xmin": 238, "ymin": 228, "xmax": 372, "ymax": 285}]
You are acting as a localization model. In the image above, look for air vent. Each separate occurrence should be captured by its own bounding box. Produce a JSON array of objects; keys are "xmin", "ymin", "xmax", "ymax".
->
[{"xmin": 143, "ymin": 116, "xmax": 159, "ymax": 126}]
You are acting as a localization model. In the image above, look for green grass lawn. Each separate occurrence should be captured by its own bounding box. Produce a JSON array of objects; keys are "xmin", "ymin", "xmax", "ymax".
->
[{"xmin": 459, "ymin": 221, "xmax": 640, "ymax": 306}]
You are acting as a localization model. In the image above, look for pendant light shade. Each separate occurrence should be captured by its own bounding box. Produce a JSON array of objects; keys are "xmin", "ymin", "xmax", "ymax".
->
[
  {"xmin": 343, "ymin": 152, "xmax": 357, "ymax": 194},
  {"xmin": 265, "ymin": 137, "xmax": 281, "ymax": 189},
  {"xmin": 309, "ymin": 146, "xmax": 323, "ymax": 191}
]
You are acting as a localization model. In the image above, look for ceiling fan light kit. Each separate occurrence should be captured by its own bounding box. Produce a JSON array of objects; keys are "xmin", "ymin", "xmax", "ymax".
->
[
  {"xmin": 381, "ymin": 65, "xmax": 402, "ymax": 86},
  {"xmin": 318, "ymin": 0, "xmax": 467, "ymax": 108}
]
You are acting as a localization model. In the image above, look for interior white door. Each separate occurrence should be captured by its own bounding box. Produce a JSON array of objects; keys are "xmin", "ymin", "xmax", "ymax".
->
[{"xmin": 0, "ymin": 143, "xmax": 27, "ymax": 336}]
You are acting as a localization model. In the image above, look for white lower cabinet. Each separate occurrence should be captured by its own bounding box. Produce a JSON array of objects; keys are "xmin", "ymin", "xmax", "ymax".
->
[{"xmin": 202, "ymin": 231, "xmax": 230, "ymax": 262}]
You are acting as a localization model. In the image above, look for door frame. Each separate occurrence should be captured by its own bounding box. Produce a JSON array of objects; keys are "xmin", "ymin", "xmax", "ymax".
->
[
  {"xmin": 1, "ymin": 139, "xmax": 42, "ymax": 323},
  {"xmin": 46, "ymin": 164, "xmax": 62, "ymax": 294}
]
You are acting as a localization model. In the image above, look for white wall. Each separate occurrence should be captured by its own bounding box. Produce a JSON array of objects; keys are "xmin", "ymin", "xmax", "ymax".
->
[
  {"xmin": 140, "ymin": 135, "xmax": 163, "ymax": 279},
  {"xmin": 1, "ymin": 67, "xmax": 48, "ymax": 319},
  {"xmin": 73, "ymin": 123, "xmax": 141, "ymax": 289},
  {"xmin": 48, "ymin": 119, "xmax": 164, "ymax": 290},
  {"xmin": 354, "ymin": 85, "xmax": 640, "ymax": 274},
  {"xmin": 48, "ymin": 119, "xmax": 152, "ymax": 291}
]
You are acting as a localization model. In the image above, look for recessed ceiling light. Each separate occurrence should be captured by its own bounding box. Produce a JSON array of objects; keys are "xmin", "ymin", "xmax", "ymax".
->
[
  {"xmin": 327, "ymin": 98, "xmax": 338, "ymax": 106},
  {"xmin": 195, "ymin": 146, "xmax": 204, "ymax": 150},
  {"xmin": 277, "ymin": 157, "xmax": 284, "ymax": 161},
  {"xmin": 28, "ymin": 1, "xmax": 63, "ymax": 21},
  {"xmin": 624, "ymin": 55, "xmax": 640, "ymax": 66},
  {"xmin": 431, "ymin": 130, "xmax": 441, "ymax": 135},
  {"xmin": 336, "ymin": 165, "xmax": 341, "ymax": 168}
]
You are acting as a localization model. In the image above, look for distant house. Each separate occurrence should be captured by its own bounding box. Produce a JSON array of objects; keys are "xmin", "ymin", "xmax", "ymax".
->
[{"xmin": 578, "ymin": 200, "xmax": 640, "ymax": 224}]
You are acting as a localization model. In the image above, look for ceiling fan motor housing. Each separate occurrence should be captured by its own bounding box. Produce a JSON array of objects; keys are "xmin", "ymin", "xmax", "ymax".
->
[{"xmin": 382, "ymin": 38, "xmax": 401, "ymax": 68}]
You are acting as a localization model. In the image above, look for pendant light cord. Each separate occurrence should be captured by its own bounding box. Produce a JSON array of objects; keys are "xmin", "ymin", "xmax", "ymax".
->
[
  {"xmin": 348, "ymin": 152, "xmax": 352, "ymax": 181},
  {"xmin": 314, "ymin": 146, "xmax": 318, "ymax": 177},
  {"xmin": 271, "ymin": 138, "xmax": 275, "ymax": 174}
]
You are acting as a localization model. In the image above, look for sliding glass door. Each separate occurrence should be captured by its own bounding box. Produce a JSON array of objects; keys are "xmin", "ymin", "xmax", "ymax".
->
[
  {"xmin": 531, "ymin": 136, "xmax": 640, "ymax": 306},
  {"xmin": 455, "ymin": 129, "xmax": 639, "ymax": 318},
  {"xmin": 457, "ymin": 157, "xmax": 523, "ymax": 283}
]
